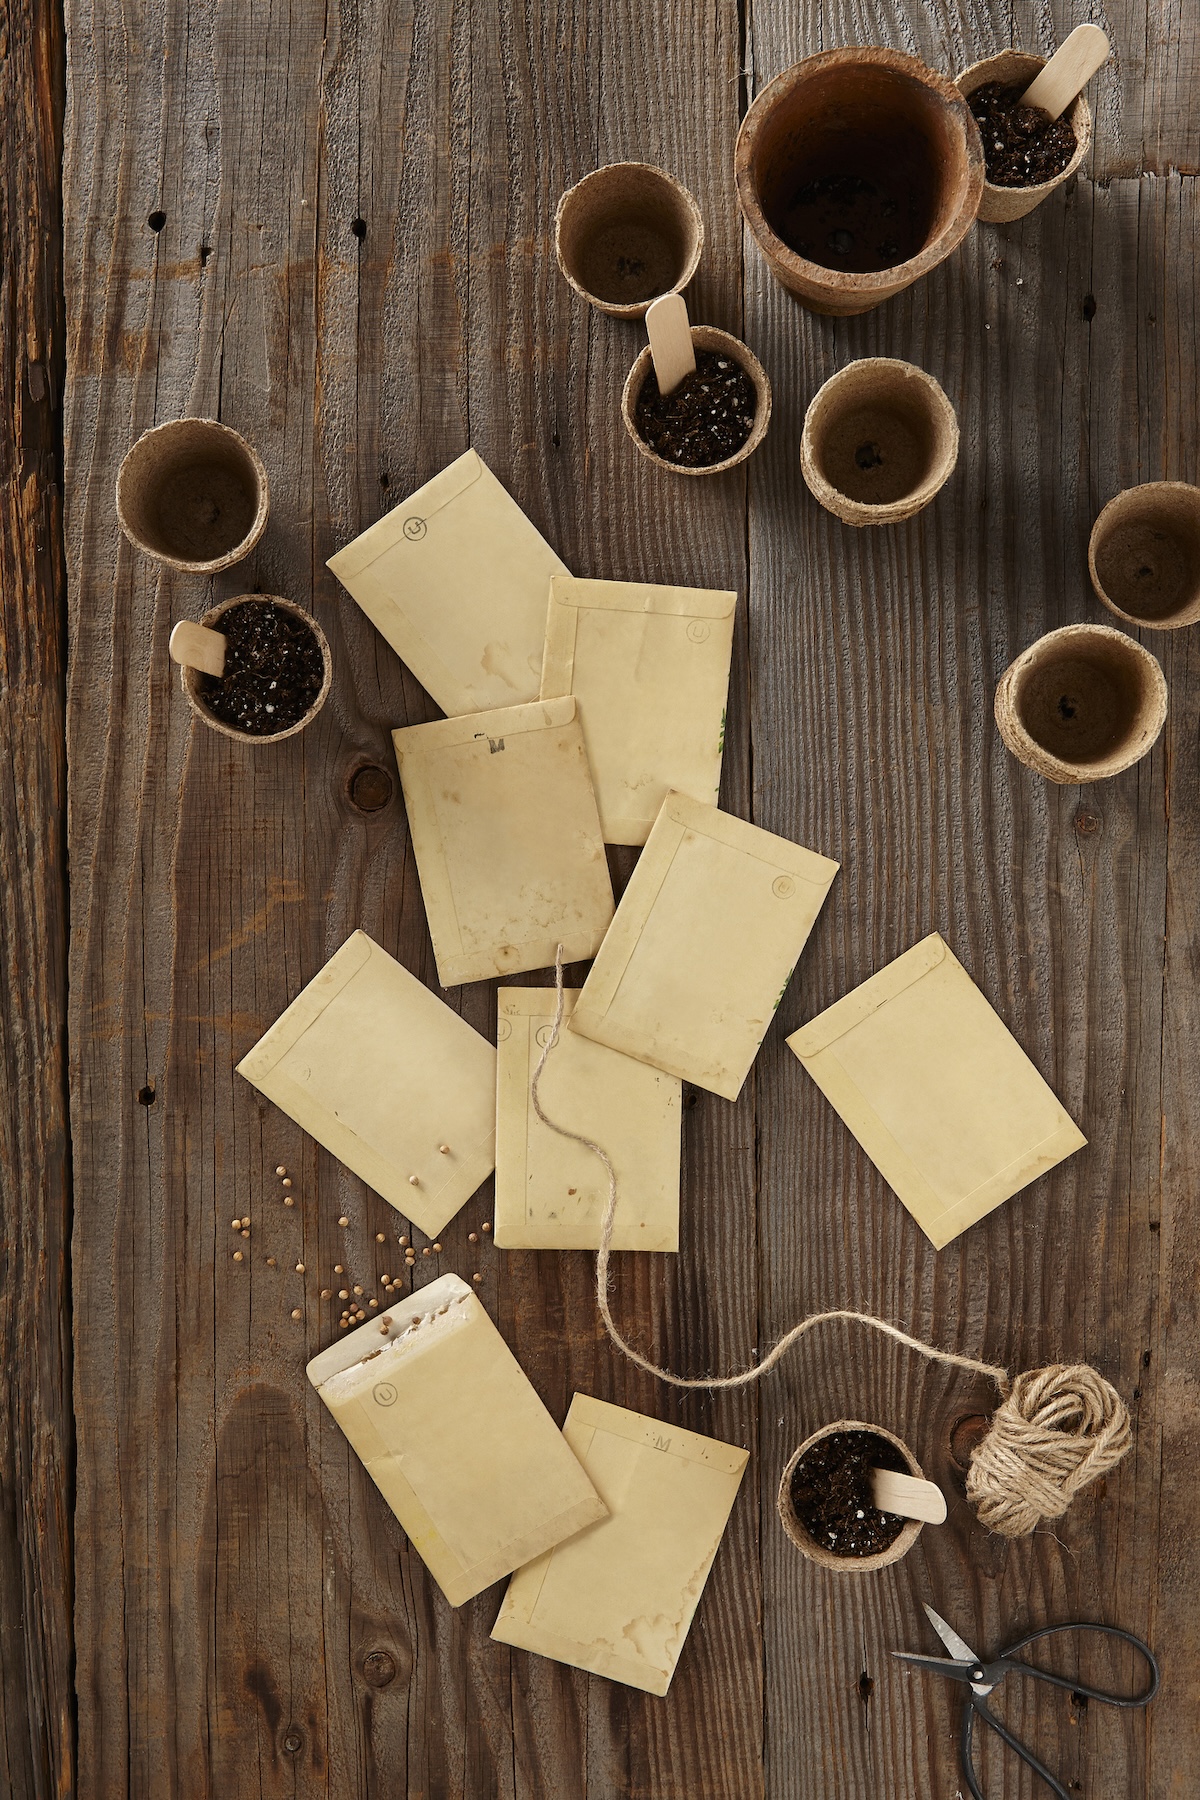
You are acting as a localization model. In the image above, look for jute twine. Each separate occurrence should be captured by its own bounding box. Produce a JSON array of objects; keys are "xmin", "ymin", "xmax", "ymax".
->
[{"xmin": 531, "ymin": 948, "xmax": 1133, "ymax": 1538}]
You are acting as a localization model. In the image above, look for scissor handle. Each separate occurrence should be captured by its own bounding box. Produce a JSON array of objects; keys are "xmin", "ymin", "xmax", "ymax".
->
[
  {"xmin": 961, "ymin": 1694, "xmax": 1072, "ymax": 1800},
  {"xmin": 998, "ymin": 1621, "xmax": 1160, "ymax": 1707}
]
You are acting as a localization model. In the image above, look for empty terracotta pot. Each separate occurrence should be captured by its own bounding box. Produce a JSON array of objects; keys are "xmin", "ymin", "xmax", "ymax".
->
[
  {"xmin": 994, "ymin": 623, "xmax": 1167, "ymax": 783},
  {"xmin": 778, "ymin": 1421, "xmax": 926, "ymax": 1572},
  {"xmin": 180, "ymin": 594, "xmax": 332, "ymax": 745},
  {"xmin": 1089, "ymin": 482, "xmax": 1200, "ymax": 630},
  {"xmin": 622, "ymin": 325, "xmax": 771, "ymax": 476},
  {"xmin": 117, "ymin": 418, "xmax": 269, "ymax": 574},
  {"xmin": 735, "ymin": 47, "xmax": 984, "ymax": 316},
  {"xmin": 957, "ymin": 51, "xmax": 1091, "ymax": 223},
  {"xmin": 555, "ymin": 163, "xmax": 704, "ymax": 318},
  {"xmin": 801, "ymin": 358, "xmax": 958, "ymax": 525}
]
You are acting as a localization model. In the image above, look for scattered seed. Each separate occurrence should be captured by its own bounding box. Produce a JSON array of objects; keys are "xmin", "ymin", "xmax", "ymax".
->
[
  {"xmin": 380, "ymin": 1322, "xmax": 390, "ymax": 1334},
  {"xmin": 334, "ymin": 1264, "xmax": 344, "ymax": 1274},
  {"xmin": 468, "ymin": 1232, "xmax": 478, "ymax": 1244},
  {"xmin": 473, "ymin": 1273, "xmax": 482, "ymax": 1283},
  {"xmin": 482, "ymin": 1222, "xmax": 491, "ymax": 1234},
  {"xmin": 339, "ymin": 1321, "xmax": 348, "ymax": 1330},
  {"xmin": 275, "ymin": 1165, "xmax": 287, "ymax": 1177},
  {"xmin": 233, "ymin": 1250, "xmax": 244, "ymax": 1262},
  {"xmin": 295, "ymin": 1262, "xmax": 305, "ymax": 1273},
  {"xmin": 320, "ymin": 1288, "xmax": 331, "ymax": 1299},
  {"xmin": 338, "ymin": 1216, "xmax": 349, "ymax": 1227},
  {"xmin": 368, "ymin": 1298, "xmax": 379, "ymax": 1308},
  {"xmin": 432, "ymin": 1242, "xmax": 442, "ymax": 1253},
  {"xmin": 398, "ymin": 1236, "xmax": 409, "ymax": 1248},
  {"xmin": 422, "ymin": 1247, "xmax": 431, "ymax": 1257},
  {"xmin": 283, "ymin": 1196, "xmax": 295, "ymax": 1207},
  {"xmin": 353, "ymin": 1284, "xmax": 363, "ymax": 1295},
  {"xmin": 408, "ymin": 1175, "xmax": 419, "ymax": 1187},
  {"xmin": 241, "ymin": 1228, "xmax": 250, "ymax": 1238},
  {"xmin": 267, "ymin": 1257, "xmax": 277, "ymax": 1267},
  {"xmin": 339, "ymin": 1289, "xmax": 349, "ymax": 1299},
  {"xmin": 439, "ymin": 1144, "xmax": 450, "ymax": 1154},
  {"xmin": 291, "ymin": 1308, "xmax": 302, "ymax": 1321},
  {"xmin": 282, "ymin": 1177, "xmax": 293, "ymax": 1188},
  {"xmin": 231, "ymin": 1217, "xmax": 242, "ymax": 1231}
]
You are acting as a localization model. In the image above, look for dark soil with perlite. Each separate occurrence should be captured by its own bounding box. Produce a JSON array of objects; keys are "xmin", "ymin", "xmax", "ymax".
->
[
  {"xmin": 968, "ymin": 83, "xmax": 1077, "ymax": 187},
  {"xmin": 635, "ymin": 351, "xmax": 757, "ymax": 467},
  {"xmin": 788, "ymin": 1429, "xmax": 909, "ymax": 1557},
  {"xmin": 198, "ymin": 601, "xmax": 324, "ymax": 735}
]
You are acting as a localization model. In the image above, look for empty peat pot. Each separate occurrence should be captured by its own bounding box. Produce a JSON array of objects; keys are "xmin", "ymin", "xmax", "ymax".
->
[
  {"xmin": 622, "ymin": 325, "xmax": 771, "ymax": 475},
  {"xmin": 778, "ymin": 1421, "xmax": 926, "ymax": 1572},
  {"xmin": 1089, "ymin": 482, "xmax": 1200, "ymax": 630},
  {"xmin": 180, "ymin": 594, "xmax": 332, "ymax": 745},
  {"xmin": 555, "ymin": 163, "xmax": 704, "ymax": 317},
  {"xmin": 735, "ymin": 47, "xmax": 984, "ymax": 316},
  {"xmin": 957, "ymin": 52, "xmax": 1091, "ymax": 223},
  {"xmin": 994, "ymin": 623, "xmax": 1168, "ymax": 783},
  {"xmin": 117, "ymin": 418, "xmax": 269, "ymax": 573},
  {"xmin": 801, "ymin": 358, "xmax": 958, "ymax": 525}
]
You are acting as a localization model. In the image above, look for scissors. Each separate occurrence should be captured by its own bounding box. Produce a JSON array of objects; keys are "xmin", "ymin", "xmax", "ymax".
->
[{"xmin": 893, "ymin": 1603, "xmax": 1160, "ymax": 1800}]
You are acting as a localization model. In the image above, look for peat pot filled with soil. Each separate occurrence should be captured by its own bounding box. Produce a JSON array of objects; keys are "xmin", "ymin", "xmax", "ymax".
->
[
  {"xmin": 180, "ymin": 594, "xmax": 332, "ymax": 745},
  {"xmin": 778, "ymin": 1421, "xmax": 926, "ymax": 1572},
  {"xmin": 622, "ymin": 326, "xmax": 772, "ymax": 475},
  {"xmin": 957, "ymin": 51, "xmax": 1091, "ymax": 223}
]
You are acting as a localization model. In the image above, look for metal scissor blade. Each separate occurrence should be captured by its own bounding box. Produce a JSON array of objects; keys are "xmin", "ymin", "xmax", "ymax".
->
[
  {"xmin": 924, "ymin": 1604, "xmax": 980, "ymax": 1664},
  {"xmin": 891, "ymin": 1651, "xmax": 977, "ymax": 1683}
]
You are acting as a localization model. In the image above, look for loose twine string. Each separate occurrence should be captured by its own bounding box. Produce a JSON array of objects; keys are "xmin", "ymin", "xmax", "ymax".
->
[{"xmin": 530, "ymin": 947, "xmax": 1132, "ymax": 1537}]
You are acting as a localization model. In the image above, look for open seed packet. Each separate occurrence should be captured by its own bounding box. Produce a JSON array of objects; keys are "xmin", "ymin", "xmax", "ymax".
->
[
  {"xmin": 327, "ymin": 449, "xmax": 567, "ymax": 716},
  {"xmin": 393, "ymin": 697, "xmax": 614, "ymax": 986},
  {"xmin": 492, "ymin": 1395, "xmax": 748, "ymax": 1694},
  {"xmin": 494, "ymin": 987, "xmax": 681, "ymax": 1250},
  {"xmin": 570, "ymin": 793, "xmax": 839, "ymax": 1100},
  {"xmin": 236, "ymin": 930, "xmax": 495, "ymax": 1238},
  {"xmin": 539, "ymin": 576, "xmax": 737, "ymax": 845},
  {"xmin": 307, "ymin": 1276, "xmax": 607, "ymax": 1607},
  {"xmin": 787, "ymin": 933, "xmax": 1087, "ymax": 1248}
]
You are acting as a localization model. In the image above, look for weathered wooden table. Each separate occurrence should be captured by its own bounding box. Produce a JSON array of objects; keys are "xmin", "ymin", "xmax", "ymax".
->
[{"xmin": 3, "ymin": 0, "xmax": 1197, "ymax": 1794}]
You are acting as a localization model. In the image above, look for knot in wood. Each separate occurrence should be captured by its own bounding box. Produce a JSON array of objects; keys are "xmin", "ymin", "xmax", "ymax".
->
[
  {"xmin": 362, "ymin": 1649, "xmax": 398, "ymax": 1688},
  {"xmin": 349, "ymin": 764, "xmax": 393, "ymax": 813}
]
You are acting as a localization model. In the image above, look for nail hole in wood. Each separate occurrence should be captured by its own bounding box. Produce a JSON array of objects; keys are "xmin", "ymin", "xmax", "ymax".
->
[
  {"xmin": 857, "ymin": 1669, "xmax": 874, "ymax": 1704},
  {"xmin": 349, "ymin": 765, "xmax": 393, "ymax": 813},
  {"xmin": 137, "ymin": 1083, "xmax": 156, "ymax": 1106},
  {"xmin": 282, "ymin": 1728, "xmax": 303, "ymax": 1755},
  {"xmin": 351, "ymin": 217, "xmax": 367, "ymax": 239},
  {"xmin": 199, "ymin": 243, "xmax": 212, "ymax": 266},
  {"xmin": 148, "ymin": 210, "xmax": 167, "ymax": 232},
  {"xmin": 1082, "ymin": 293, "xmax": 1097, "ymax": 322}
]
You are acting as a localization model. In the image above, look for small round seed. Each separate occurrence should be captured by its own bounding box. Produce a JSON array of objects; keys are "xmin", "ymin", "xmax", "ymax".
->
[
  {"xmin": 398, "ymin": 1236, "xmax": 409, "ymax": 1248},
  {"xmin": 275, "ymin": 1166, "xmax": 287, "ymax": 1177},
  {"xmin": 233, "ymin": 1250, "xmax": 244, "ymax": 1262},
  {"xmin": 338, "ymin": 1289, "xmax": 349, "ymax": 1300},
  {"xmin": 295, "ymin": 1262, "xmax": 305, "ymax": 1274},
  {"xmin": 266, "ymin": 1257, "xmax": 277, "ymax": 1267},
  {"xmin": 432, "ymin": 1242, "xmax": 442, "ymax": 1253},
  {"xmin": 376, "ymin": 1233, "xmax": 386, "ymax": 1243},
  {"xmin": 282, "ymin": 1178, "xmax": 293, "ymax": 1188},
  {"xmin": 473, "ymin": 1273, "xmax": 482, "ymax": 1283},
  {"xmin": 439, "ymin": 1144, "xmax": 450, "ymax": 1154},
  {"xmin": 334, "ymin": 1265, "xmax": 344, "ymax": 1274},
  {"xmin": 353, "ymin": 1284, "xmax": 363, "ymax": 1296},
  {"xmin": 421, "ymin": 1247, "xmax": 431, "ymax": 1257},
  {"xmin": 283, "ymin": 1196, "xmax": 295, "ymax": 1207},
  {"xmin": 320, "ymin": 1288, "xmax": 331, "ymax": 1299},
  {"xmin": 338, "ymin": 1216, "xmax": 349, "ymax": 1227},
  {"xmin": 231, "ymin": 1218, "xmax": 242, "ymax": 1231},
  {"xmin": 368, "ymin": 1298, "xmax": 378, "ymax": 1309},
  {"xmin": 481, "ymin": 1222, "xmax": 491, "ymax": 1234},
  {"xmin": 241, "ymin": 1229, "xmax": 250, "ymax": 1238},
  {"xmin": 468, "ymin": 1232, "xmax": 478, "ymax": 1244},
  {"xmin": 291, "ymin": 1308, "xmax": 302, "ymax": 1321},
  {"xmin": 408, "ymin": 1175, "xmax": 419, "ymax": 1187}
]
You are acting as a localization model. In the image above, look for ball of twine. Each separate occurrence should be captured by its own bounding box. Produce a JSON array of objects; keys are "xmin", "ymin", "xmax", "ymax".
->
[{"xmin": 966, "ymin": 1363, "xmax": 1132, "ymax": 1538}]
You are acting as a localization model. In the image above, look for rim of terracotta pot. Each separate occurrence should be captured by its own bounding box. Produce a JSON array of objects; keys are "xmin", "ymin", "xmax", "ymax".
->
[
  {"xmin": 735, "ymin": 47, "xmax": 985, "ymax": 312},
  {"xmin": 957, "ymin": 51, "xmax": 1092, "ymax": 222},
  {"xmin": 800, "ymin": 357, "xmax": 959, "ymax": 526},
  {"xmin": 778, "ymin": 1420, "xmax": 926, "ymax": 1572},
  {"xmin": 621, "ymin": 326, "xmax": 772, "ymax": 475},
  {"xmin": 116, "ymin": 417, "xmax": 270, "ymax": 574},
  {"xmin": 1088, "ymin": 481, "xmax": 1200, "ymax": 630},
  {"xmin": 993, "ymin": 622, "xmax": 1168, "ymax": 783},
  {"xmin": 554, "ymin": 162, "xmax": 705, "ymax": 318},
  {"xmin": 179, "ymin": 594, "xmax": 332, "ymax": 745}
]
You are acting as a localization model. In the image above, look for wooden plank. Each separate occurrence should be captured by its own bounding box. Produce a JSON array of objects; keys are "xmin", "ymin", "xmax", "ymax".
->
[
  {"xmin": 0, "ymin": 4, "xmax": 74, "ymax": 1797},
  {"xmin": 744, "ymin": 9, "xmax": 1199, "ymax": 1797}
]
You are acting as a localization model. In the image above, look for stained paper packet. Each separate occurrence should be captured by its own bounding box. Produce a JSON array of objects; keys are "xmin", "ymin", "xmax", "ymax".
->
[
  {"xmin": 492, "ymin": 1395, "xmax": 747, "ymax": 1694},
  {"xmin": 307, "ymin": 1276, "xmax": 607, "ymax": 1607},
  {"xmin": 236, "ymin": 930, "xmax": 495, "ymax": 1238},
  {"xmin": 787, "ymin": 932, "xmax": 1087, "ymax": 1248},
  {"xmin": 570, "ymin": 792, "xmax": 839, "ymax": 1100}
]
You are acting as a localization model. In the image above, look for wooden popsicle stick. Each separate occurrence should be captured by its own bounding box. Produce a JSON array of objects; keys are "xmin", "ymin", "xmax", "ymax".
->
[
  {"xmin": 645, "ymin": 292, "xmax": 697, "ymax": 397},
  {"xmin": 871, "ymin": 1468, "xmax": 948, "ymax": 1524},
  {"xmin": 169, "ymin": 619, "xmax": 227, "ymax": 678},
  {"xmin": 1019, "ymin": 24, "xmax": 1110, "ymax": 119}
]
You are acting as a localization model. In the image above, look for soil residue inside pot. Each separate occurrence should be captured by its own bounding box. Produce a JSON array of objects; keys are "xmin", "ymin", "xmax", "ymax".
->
[
  {"xmin": 771, "ymin": 134, "xmax": 938, "ymax": 273},
  {"xmin": 788, "ymin": 1428, "xmax": 909, "ymax": 1558},
  {"xmin": 967, "ymin": 83, "xmax": 1076, "ymax": 188},
  {"xmin": 635, "ymin": 350, "xmax": 757, "ymax": 468},
  {"xmin": 198, "ymin": 600, "xmax": 325, "ymax": 736}
]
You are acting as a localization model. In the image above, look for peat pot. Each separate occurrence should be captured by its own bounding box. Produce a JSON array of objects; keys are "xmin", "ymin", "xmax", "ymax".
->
[
  {"xmin": 180, "ymin": 593, "xmax": 332, "ymax": 746},
  {"xmin": 1089, "ymin": 482, "xmax": 1200, "ymax": 630},
  {"xmin": 555, "ymin": 163, "xmax": 704, "ymax": 318},
  {"xmin": 778, "ymin": 1420, "xmax": 926, "ymax": 1572},
  {"xmin": 994, "ymin": 623, "xmax": 1167, "ymax": 783},
  {"xmin": 117, "ymin": 417, "xmax": 269, "ymax": 573},
  {"xmin": 957, "ymin": 51, "xmax": 1091, "ymax": 223}
]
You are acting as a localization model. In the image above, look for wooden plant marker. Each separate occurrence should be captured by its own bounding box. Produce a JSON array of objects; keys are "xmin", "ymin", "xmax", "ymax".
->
[
  {"xmin": 871, "ymin": 1467, "xmax": 948, "ymax": 1524},
  {"xmin": 645, "ymin": 293, "xmax": 696, "ymax": 397},
  {"xmin": 168, "ymin": 619, "xmax": 227, "ymax": 678},
  {"xmin": 1019, "ymin": 24, "xmax": 1109, "ymax": 119}
]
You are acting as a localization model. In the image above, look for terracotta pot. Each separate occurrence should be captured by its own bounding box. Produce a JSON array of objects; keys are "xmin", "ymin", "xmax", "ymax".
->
[
  {"xmin": 117, "ymin": 417, "xmax": 269, "ymax": 573},
  {"xmin": 994, "ymin": 623, "xmax": 1167, "ymax": 783},
  {"xmin": 800, "ymin": 357, "xmax": 958, "ymax": 525},
  {"xmin": 778, "ymin": 1421, "xmax": 925, "ymax": 1572},
  {"xmin": 555, "ymin": 163, "xmax": 704, "ymax": 318},
  {"xmin": 1089, "ymin": 482, "xmax": 1200, "ymax": 630},
  {"xmin": 735, "ymin": 47, "xmax": 984, "ymax": 316},
  {"xmin": 180, "ymin": 594, "xmax": 332, "ymax": 745},
  {"xmin": 622, "ymin": 325, "xmax": 772, "ymax": 476},
  {"xmin": 957, "ymin": 51, "xmax": 1091, "ymax": 223}
]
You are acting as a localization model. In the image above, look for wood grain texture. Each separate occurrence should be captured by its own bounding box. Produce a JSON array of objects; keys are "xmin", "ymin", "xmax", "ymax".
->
[
  {"xmin": 52, "ymin": 0, "xmax": 1200, "ymax": 1798},
  {"xmin": 0, "ymin": 4, "xmax": 74, "ymax": 1797}
]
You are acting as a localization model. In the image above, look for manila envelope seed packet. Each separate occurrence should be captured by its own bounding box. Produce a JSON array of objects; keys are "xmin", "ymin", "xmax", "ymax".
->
[
  {"xmin": 307, "ymin": 1275, "xmax": 607, "ymax": 1608},
  {"xmin": 539, "ymin": 575, "xmax": 737, "ymax": 846},
  {"xmin": 327, "ymin": 449, "xmax": 567, "ymax": 717},
  {"xmin": 236, "ymin": 930, "xmax": 495, "ymax": 1238},
  {"xmin": 393, "ymin": 697, "xmax": 614, "ymax": 986},
  {"xmin": 492, "ymin": 1395, "xmax": 748, "ymax": 1695},
  {"xmin": 569, "ymin": 793, "xmax": 839, "ymax": 1100},
  {"xmin": 786, "ymin": 932, "xmax": 1087, "ymax": 1249},
  {"xmin": 494, "ymin": 987, "xmax": 681, "ymax": 1250}
]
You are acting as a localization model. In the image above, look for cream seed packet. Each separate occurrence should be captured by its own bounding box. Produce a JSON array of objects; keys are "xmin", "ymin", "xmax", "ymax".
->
[
  {"xmin": 393, "ymin": 697, "xmax": 614, "ymax": 986},
  {"xmin": 539, "ymin": 576, "xmax": 737, "ymax": 845},
  {"xmin": 236, "ymin": 930, "xmax": 495, "ymax": 1238},
  {"xmin": 494, "ymin": 988, "xmax": 681, "ymax": 1250},
  {"xmin": 786, "ymin": 933, "xmax": 1087, "ymax": 1249},
  {"xmin": 492, "ymin": 1395, "xmax": 748, "ymax": 1695},
  {"xmin": 327, "ymin": 449, "xmax": 567, "ymax": 717},
  {"xmin": 307, "ymin": 1276, "xmax": 607, "ymax": 1608},
  {"xmin": 570, "ymin": 793, "xmax": 839, "ymax": 1100}
]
